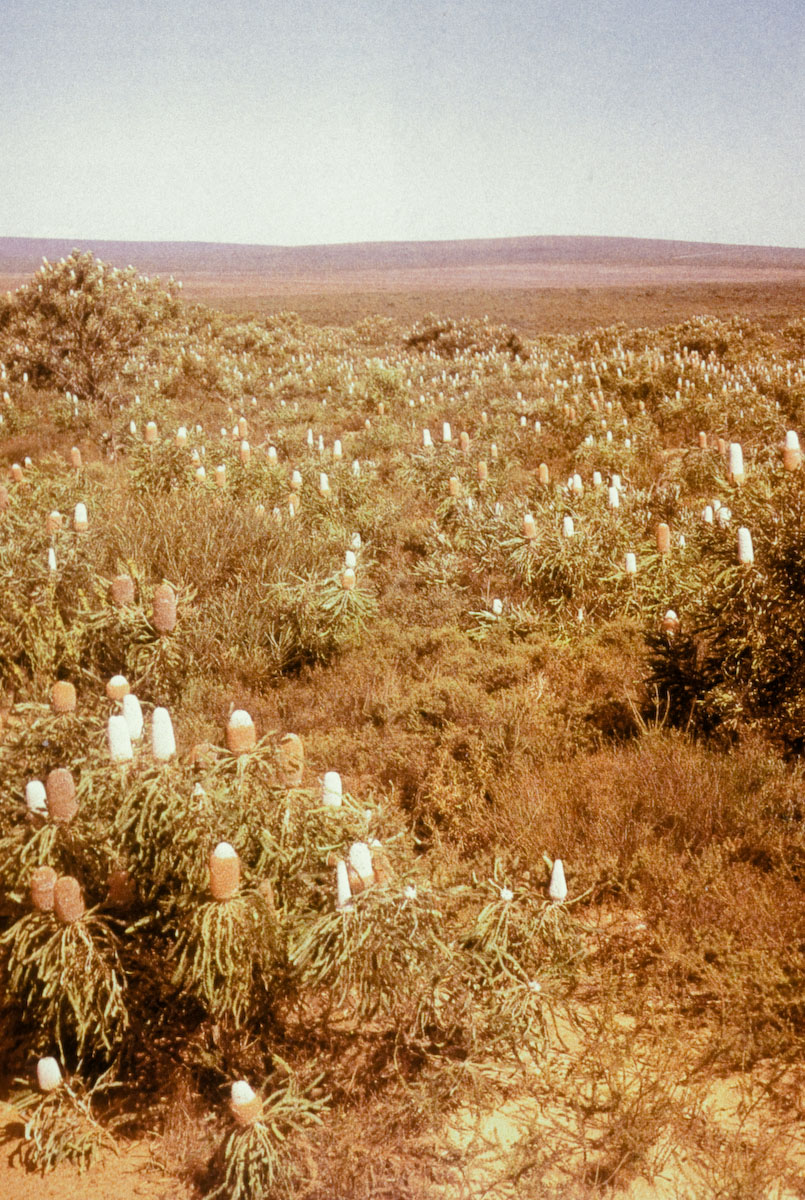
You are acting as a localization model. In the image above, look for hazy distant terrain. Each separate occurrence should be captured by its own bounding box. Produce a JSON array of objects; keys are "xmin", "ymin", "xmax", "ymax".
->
[{"xmin": 3, "ymin": 235, "xmax": 804, "ymax": 336}]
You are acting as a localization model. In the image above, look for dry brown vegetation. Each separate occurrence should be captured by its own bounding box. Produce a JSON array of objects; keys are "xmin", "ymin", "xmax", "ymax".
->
[{"xmin": 0, "ymin": 251, "xmax": 802, "ymax": 1197}]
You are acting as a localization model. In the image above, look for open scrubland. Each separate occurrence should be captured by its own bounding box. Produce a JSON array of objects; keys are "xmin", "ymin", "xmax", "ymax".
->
[{"xmin": 0, "ymin": 251, "xmax": 803, "ymax": 1198}]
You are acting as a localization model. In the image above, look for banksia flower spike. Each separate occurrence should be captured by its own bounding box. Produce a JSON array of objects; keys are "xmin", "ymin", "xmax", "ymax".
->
[
  {"xmin": 122, "ymin": 693, "xmax": 143, "ymax": 740},
  {"xmin": 70, "ymin": 446, "xmax": 82, "ymax": 468},
  {"xmin": 336, "ymin": 860, "xmax": 352, "ymax": 909},
  {"xmin": 239, "ymin": 439, "xmax": 250, "ymax": 465},
  {"xmin": 152, "ymin": 583, "xmax": 177, "ymax": 633},
  {"xmin": 625, "ymin": 552, "xmax": 637, "ymax": 574},
  {"xmin": 47, "ymin": 510, "xmax": 63, "ymax": 534},
  {"xmin": 656, "ymin": 523, "xmax": 671, "ymax": 555},
  {"xmin": 50, "ymin": 681, "xmax": 76, "ymax": 713},
  {"xmin": 783, "ymin": 430, "xmax": 801, "ymax": 471},
  {"xmin": 53, "ymin": 876, "xmax": 85, "ymax": 924},
  {"xmin": 26, "ymin": 780, "xmax": 48, "ymax": 816},
  {"xmin": 31, "ymin": 866, "xmax": 58, "ymax": 912},
  {"xmin": 698, "ymin": 431, "xmax": 708, "ymax": 449},
  {"xmin": 151, "ymin": 707, "xmax": 176, "ymax": 760},
  {"xmin": 538, "ymin": 463, "xmax": 550, "ymax": 485},
  {"xmin": 144, "ymin": 421, "xmax": 158, "ymax": 444},
  {"xmin": 108, "ymin": 715, "xmax": 133, "ymax": 763},
  {"xmin": 738, "ymin": 527, "xmax": 754, "ymax": 565},
  {"xmin": 728, "ymin": 441, "xmax": 745, "ymax": 484},
  {"xmin": 278, "ymin": 732, "xmax": 304, "ymax": 786},
  {"xmin": 230, "ymin": 1080, "xmax": 262, "ymax": 1126},
  {"xmin": 341, "ymin": 568, "xmax": 356, "ymax": 590},
  {"xmin": 210, "ymin": 842, "xmax": 240, "ymax": 900},
  {"xmin": 45, "ymin": 769, "xmax": 78, "ymax": 824},
  {"xmin": 322, "ymin": 771, "xmax": 343, "ymax": 807},
  {"xmin": 348, "ymin": 842, "xmax": 376, "ymax": 890},
  {"xmin": 523, "ymin": 513, "xmax": 537, "ymax": 540},
  {"xmin": 548, "ymin": 859, "xmax": 568, "ymax": 903},
  {"xmin": 36, "ymin": 1057, "xmax": 63, "ymax": 1093},
  {"xmin": 73, "ymin": 503, "xmax": 88, "ymax": 532},
  {"xmin": 106, "ymin": 674, "xmax": 129, "ymax": 701},
  {"xmin": 662, "ymin": 609, "xmax": 680, "ymax": 634},
  {"xmin": 226, "ymin": 710, "xmax": 256, "ymax": 754}
]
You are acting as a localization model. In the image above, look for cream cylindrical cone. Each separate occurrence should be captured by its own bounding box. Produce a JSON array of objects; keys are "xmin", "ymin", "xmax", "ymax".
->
[
  {"xmin": 215, "ymin": 465, "xmax": 226, "ymax": 488},
  {"xmin": 45, "ymin": 769, "xmax": 77, "ymax": 824},
  {"xmin": 51, "ymin": 680, "xmax": 76, "ymax": 714},
  {"xmin": 548, "ymin": 859, "xmax": 568, "ymax": 903},
  {"xmin": 239, "ymin": 439, "xmax": 250, "ymax": 465},
  {"xmin": 538, "ymin": 463, "xmax": 550, "ymax": 485},
  {"xmin": 53, "ymin": 876, "xmax": 85, "ymax": 923},
  {"xmin": 290, "ymin": 469, "xmax": 302, "ymax": 490},
  {"xmin": 37, "ymin": 1058, "xmax": 63, "ymax": 1093},
  {"xmin": 46, "ymin": 510, "xmax": 63, "ymax": 534},
  {"xmin": 31, "ymin": 866, "xmax": 58, "ymax": 912},
  {"xmin": 448, "ymin": 476, "xmax": 460, "ymax": 497},
  {"xmin": 663, "ymin": 609, "xmax": 680, "ymax": 633},
  {"xmin": 737, "ymin": 527, "xmax": 754, "ymax": 565},
  {"xmin": 349, "ymin": 842, "xmax": 375, "ymax": 886},
  {"xmin": 108, "ymin": 714, "xmax": 133, "ymax": 763},
  {"xmin": 698, "ymin": 431, "xmax": 708, "ymax": 449},
  {"xmin": 278, "ymin": 733, "xmax": 304, "ymax": 786},
  {"xmin": 210, "ymin": 842, "xmax": 240, "ymax": 900},
  {"xmin": 322, "ymin": 771, "xmax": 343, "ymax": 807},
  {"xmin": 562, "ymin": 515, "xmax": 575, "ymax": 538},
  {"xmin": 226, "ymin": 710, "xmax": 256, "ymax": 754},
  {"xmin": 144, "ymin": 421, "xmax": 158, "ymax": 444},
  {"xmin": 460, "ymin": 431, "xmax": 470, "ymax": 453},
  {"xmin": 783, "ymin": 431, "xmax": 801, "ymax": 471},
  {"xmin": 73, "ymin": 502, "xmax": 88, "ymax": 532},
  {"xmin": 122, "ymin": 693, "xmax": 143, "ymax": 740},
  {"xmin": 70, "ymin": 446, "xmax": 83, "ymax": 468},
  {"xmin": 106, "ymin": 674, "xmax": 130, "ymax": 701},
  {"xmin": 26, "ymin": 780, "xmax": 48, "ymax": 816},
  {"xmin": 442, "ymin": 421, "xmax": 452, "ymax": 443},
  {"xmin": 230, "ymin": 1080, "xmax": 262, "ymax": 1125},
  {"xmin": 152, "ymin": 707, "xmax": 176, "ymax": 760},
  {"xmin": 478, "ymin": 460, "xmax": 488, "ymax": 482},
  {"xmin": 728, "ymin": 442, "xmax": 745, "ymax": 484},
  {"xmin": 110, "ymin": 574, "xmax": 135, "ymax": 605},
  {"xmin": 152, "ymin": 584, "xmax": 177, "ymax": 634},
  {"xmin": 702, "ymin": 505, "xmax": 714, "ymax": 524},
  {"xmin": 237, "ymin": 417, "xmax": 248, "ymax": 439},
  {"xmin": 656, "ymin": 523, "xmax": 671, "ymax": 555},
  {"xmin": 523, "ymin": 513, "xmax": 537, "ymax": 540},
  {"xmin": 625, "ymin": 552, "xmax": 637, "ymax": 574}
]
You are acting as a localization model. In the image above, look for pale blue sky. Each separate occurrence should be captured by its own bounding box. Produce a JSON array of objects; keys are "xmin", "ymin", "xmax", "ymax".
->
[{"xmin": 2, "ymin": 0, "xmax": 803, "ymax": 246}]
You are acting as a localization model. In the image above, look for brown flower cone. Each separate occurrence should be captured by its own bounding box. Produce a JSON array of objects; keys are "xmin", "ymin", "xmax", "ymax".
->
[
  {"xmin": 70, "ymin": 447, "xmax": 83, "ymax": 468},
  {"xmin": 341, "ymin": 569, "xmax": 356, "ymax": 590},
  {"xmin": 51, "ymin": 681, "xmax": 76, "ymax": 714},
  {"xmin": 110, "ymin": 575, "xmax": 135, "ymax": 605},
  {"xmin": 448, "ymin": 476, "xmax": 459, "ymax": 497},
  {"xmin": 656, "ymin": 523, "xmax": 671, "ymax": 555},
  {"xmin": 46, "ymin": 511, "xmax": 63, "ymax": 534},
  {"xmin": 538, "ymin": 463, "xmax": 550, "ymax": 485},
  {"xmin": 152, "ymin": 584, "xmax": 177, "ymax": 634},
  {"xmin": 346, "ymin": 863, "xmax": 366, "ymax": 895},
  {"xmin": 784, "ymin": 447, "xmax": 801, "ymax": 472},
  {"xmin": 371, "ymin": 849, "xmax": 394, "ymax": 886},
  {"xmin": 278, "ymin": 733, "xmax": 304, "ymax": 786},
  {"xmin": 31, "ymin": 866, "xmax": 58, "ymax": 912},
  {"xmin": 210, "ymin": 853, "xmax": 240, "ymax": 900},
  {"xmin": 226, "ymin": 720, "xmax": 256, "ymax": 754},
  {"xmin": 53, "ymin": 877, "xmax": 85, "ymax": 924},
  {"xmin": 45, "ymin": 769, "xmax": 78, "ymax": 824},
  {"xmin": 231, "ymin": 1096, "xmax": 263, "ymax": 1126},
  {"xmin": 107, "ymin": 869, "xmax": 137, "ymax": 908}
]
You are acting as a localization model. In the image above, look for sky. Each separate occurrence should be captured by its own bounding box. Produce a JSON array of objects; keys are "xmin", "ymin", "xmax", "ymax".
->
[{"xmin": 1, "ymin": 0, "xmax": 803, "ymax": 248}]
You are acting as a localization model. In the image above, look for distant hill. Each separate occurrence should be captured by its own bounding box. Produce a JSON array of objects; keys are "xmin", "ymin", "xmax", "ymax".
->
[{"xmin": 2, "ymin": 234, "xmax": 804, "ymax": 279}]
